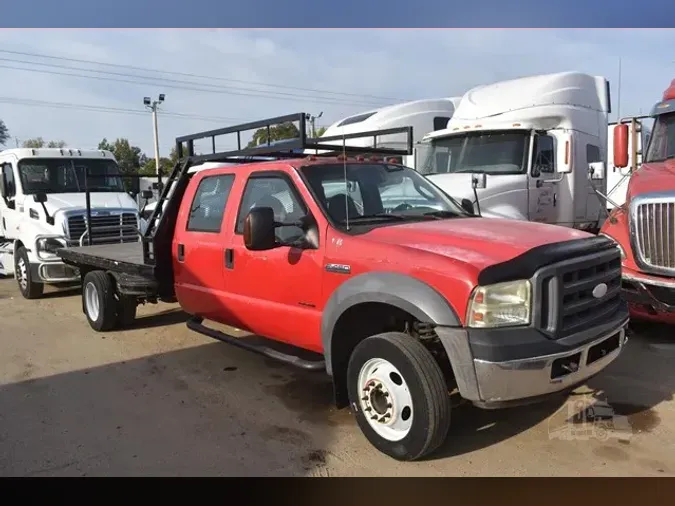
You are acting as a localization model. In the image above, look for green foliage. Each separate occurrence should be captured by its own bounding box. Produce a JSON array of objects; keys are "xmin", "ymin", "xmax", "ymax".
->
[
  {"xmin": 0, "ymin": 119, "xmax": 9, "ymax": 147},
  {"xmin": 246, "ymin": 122, "xmax": 300, "ymax": 148},
  {"xmin": 21, "ymin": 137, "xmax": 67, "ymax": 148}
]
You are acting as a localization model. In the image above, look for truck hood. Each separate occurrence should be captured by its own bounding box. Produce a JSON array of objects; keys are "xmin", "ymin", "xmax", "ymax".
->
[
  {"xmin": 626, "ymin": 160, "xmax": 675, "ymax": 201},
  {"xmin": 364, "ymin": 217, "xmax": 591, "ymax": 271},
  {"xmin": 34, "ymin": 192, "xmax": 138, "ymax": 216}
]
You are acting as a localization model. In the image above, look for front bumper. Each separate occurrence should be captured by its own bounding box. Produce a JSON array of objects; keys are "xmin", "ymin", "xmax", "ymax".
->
[
  {"xmin": 30, "ymin": 261, "xmax": 80, "ymax": 283},
  {"xmin": 620, "ymin": 267, "xmax": 675, "ymax": 320},
  {"xmin": 436, "ymin": 310, "xmax": 629, "ymax": 409}
]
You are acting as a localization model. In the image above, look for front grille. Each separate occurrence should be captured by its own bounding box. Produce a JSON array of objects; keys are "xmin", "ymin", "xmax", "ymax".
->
[
  {"xmin": 632, "ymin": 200, "xmax": 675, "ymax": 274},
  {"xmin": 537, "ymin": 248, "xmax": 623, "ymax": 338},
  {"xmin": 67, "ymin": 213, "xmax": 138, "ymax": 245}
]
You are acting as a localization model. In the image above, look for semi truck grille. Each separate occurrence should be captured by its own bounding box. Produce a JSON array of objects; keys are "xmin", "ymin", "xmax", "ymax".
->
[
  {"xmin": 67, "ymin": 213, "xmax": 138, "ymax": 245},
  {"xmin": 632, "ymin": 200, "xmax": 675, "ymax": 274},
  {"xmin": 537, "ymin": 248, "xmax": 623, "ymax": 338}
]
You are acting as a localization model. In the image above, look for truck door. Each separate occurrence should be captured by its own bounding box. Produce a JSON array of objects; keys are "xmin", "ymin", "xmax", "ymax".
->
[
  {"xmin": 0, "ymin": 162, "xmax": 20, "ymax": 239},
  {"xmin": 172, "ymin": 172, "xmax": 237, "ymax": 321},
  {"xmin": 224, "ymin": 170, "xmax": 324, "ymax": 352},
  {"xmin": 527, "ymin": 133, "xmax": 558, "ymax": 224}
]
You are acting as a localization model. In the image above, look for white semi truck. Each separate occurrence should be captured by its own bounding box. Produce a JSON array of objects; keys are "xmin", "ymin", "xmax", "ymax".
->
[
  {"xmin": 414, "ymin": 71, "xmax": 612, "ymax": 233},
  {"xmin": 0, "ymin": 148, "xmax": 141, "ymax": 299}
]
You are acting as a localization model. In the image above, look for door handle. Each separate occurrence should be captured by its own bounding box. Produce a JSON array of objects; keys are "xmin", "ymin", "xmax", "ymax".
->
[
  {"xmin": 225, "ymin": 248, "xmax": 234, "ymax": 269},
  {"xmin": 553, "ymin": 193, "xmax": 557, "ymax": 206},
  {"xmin": 177, "ymin": 243, "xmax": 185, "ymax": 261}
]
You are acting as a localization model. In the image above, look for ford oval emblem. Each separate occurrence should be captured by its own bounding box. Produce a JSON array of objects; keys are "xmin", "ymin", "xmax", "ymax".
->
[{"xmin": 592, "ymin": 283, "xmax": 608, "ymax": 299}]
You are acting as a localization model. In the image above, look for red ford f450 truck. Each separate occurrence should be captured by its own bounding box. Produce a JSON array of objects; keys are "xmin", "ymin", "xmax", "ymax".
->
[
  {"xmin": 57, "ymin": 114, "xmax": 629, "ymax": 461},
  {"xmin": 601, "ymin": 79, "xmax": 675, "ymax": 324}
]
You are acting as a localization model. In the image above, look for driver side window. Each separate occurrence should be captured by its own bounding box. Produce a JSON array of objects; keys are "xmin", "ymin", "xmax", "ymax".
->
[
  {"xmin": 1, "ymin": 163, "xmax": 16, "ymax": 198},
  {"xmin": 531, "ymin": 135, "xmax": 555, "ymax": 175},
  {"xmin": 235, "ymin": 174, "xmax": 309, "ymax": 244}
]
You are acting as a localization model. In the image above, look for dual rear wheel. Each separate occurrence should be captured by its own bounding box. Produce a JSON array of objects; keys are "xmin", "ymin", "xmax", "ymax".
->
[{"xmin": 82, "ymin": 270, "xmax": 137, "ymax": 331}]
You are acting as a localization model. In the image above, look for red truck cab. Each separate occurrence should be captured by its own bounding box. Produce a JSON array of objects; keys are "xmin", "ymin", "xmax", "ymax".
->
[
  {"xmin": 601, "ymin": 79, "xmax": 675, "ymax": 324},
  {"xmin": 57, "ymin": 114, "xmax": 629, "ymax": 461}
]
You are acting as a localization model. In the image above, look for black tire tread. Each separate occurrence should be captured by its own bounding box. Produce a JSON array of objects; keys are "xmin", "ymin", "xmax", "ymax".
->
[
  {"xmin": 349, "ymin": 331, "xmax": 451, "ymax": 461},
  {"xmin": 15, "ymin": 246, "xmax": 44, "ymax": 300},
  {"xmin": 83, "ymin": 270, "xmax": 118, "ymax": 332}
]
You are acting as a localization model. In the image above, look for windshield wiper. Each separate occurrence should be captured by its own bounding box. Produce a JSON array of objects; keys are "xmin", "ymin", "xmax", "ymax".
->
[
  {"xmin": 420, "ymin": 210, "xmax": 461, "ymax": 219},
  {"xmin": 342, "ymin": 213, "xmax": 408, "ymax": 223}
]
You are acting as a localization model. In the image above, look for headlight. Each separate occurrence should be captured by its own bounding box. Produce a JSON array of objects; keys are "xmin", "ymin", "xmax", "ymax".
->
[
  {"xmin": 599, "ymin": 232, "xmax": 626, "ymax": 260},
  {"xmin": 467, "ymin": 279, "xmax": 531, "ymax": 328},
  {"xmin": 36, "ymin": 237, "xmax": 66, "ymax": 257}
]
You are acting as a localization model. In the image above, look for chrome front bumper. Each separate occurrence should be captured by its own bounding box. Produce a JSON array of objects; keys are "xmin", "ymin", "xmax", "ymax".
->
[
  {"xmin": 436, "ymin": 318, "xmax": 629, "ymax": 409},
  {"xmin": 472, "ymin": 324, "xmax": 628, "ymax": 404}
]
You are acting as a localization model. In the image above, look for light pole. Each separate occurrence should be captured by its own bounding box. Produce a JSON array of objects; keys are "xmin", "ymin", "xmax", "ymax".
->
[
  {"xmin": 144, "ymin": 94, "xmax": 165, "ymax": 175},
  {"xmin": 306, "ymin": 111, "xmax": 323, "ymax": 137}
]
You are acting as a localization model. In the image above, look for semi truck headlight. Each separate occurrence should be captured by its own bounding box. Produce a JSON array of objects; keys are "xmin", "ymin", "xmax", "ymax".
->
[
  {"xmin": 599, "ymin": 232, "xmax": 626, "ymax": 260},
  {"xmin": 467, "ymin": 279, "xmax": 531, "ymax": 328},
  {"xmin": 36, "ymin": 237, "xmax": 66, "ymax": 258}
]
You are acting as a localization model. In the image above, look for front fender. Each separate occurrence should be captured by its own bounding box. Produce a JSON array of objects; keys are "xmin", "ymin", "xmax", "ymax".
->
[{"xmin": 321, "ymin": 271, "xmax": 460, "ymax": 376}]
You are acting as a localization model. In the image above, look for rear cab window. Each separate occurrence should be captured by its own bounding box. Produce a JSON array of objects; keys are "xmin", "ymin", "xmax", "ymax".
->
[{"xmin": 186, "ymin": 174, "xmax": 236, "ymax": 233}]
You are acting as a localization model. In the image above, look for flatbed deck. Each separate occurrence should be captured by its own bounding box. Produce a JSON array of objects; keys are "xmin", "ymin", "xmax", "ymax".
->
[{"xmin": 58, "ymin": 242, "xmax": 155, "ymax": 278}]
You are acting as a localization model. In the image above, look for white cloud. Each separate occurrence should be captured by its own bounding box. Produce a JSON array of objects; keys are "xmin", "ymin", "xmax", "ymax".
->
[{"xmin": 0, "ymin": 29, "xmax": 674, "ymax": 156}]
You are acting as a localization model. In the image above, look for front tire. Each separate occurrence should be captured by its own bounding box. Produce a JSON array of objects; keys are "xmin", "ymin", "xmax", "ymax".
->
[
  {"xmin": 347, "ymin": 332, "xmax": 451, "ymax": 461},
  {"xmin": 83, "ymin": 271, "xmax": 118, "ymax": 332},
  {"xmin": 15, "ymin": 246, "xmax": 44, "ymax": 299}
]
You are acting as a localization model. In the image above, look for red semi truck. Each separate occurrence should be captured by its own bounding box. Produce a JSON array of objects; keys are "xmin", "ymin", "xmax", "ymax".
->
[
  {"xmin": 601, "ymin": 80, "xmax": 675, "ymax": 324},
  {"xmin": 57, "ymin": 114, "xmax": 629, "ymax": 461}
]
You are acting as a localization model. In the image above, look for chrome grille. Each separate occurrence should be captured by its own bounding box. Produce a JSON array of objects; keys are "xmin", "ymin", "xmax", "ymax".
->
[
  {"xmin": 632, "ymin": 199, "xmax": 675, "ymax": 274},
  {"xmin": 67, "ymin": 213, "xmax": 138, "ymax": 245},
  {"xmin": 537, "ymin": 248, "xmax": 623, "ymax": 338}
]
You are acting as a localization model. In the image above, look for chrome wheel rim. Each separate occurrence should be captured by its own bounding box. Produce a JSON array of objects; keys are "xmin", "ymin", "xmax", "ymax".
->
[{"xmin": 16, "ymin": 257, "xmax": 28, "ymax": 291}]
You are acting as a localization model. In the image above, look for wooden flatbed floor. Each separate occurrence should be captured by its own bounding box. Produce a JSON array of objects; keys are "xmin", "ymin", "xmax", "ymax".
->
[{"xmin": 57, "ymin": 242, "xmax": 155, "ymax": 278}]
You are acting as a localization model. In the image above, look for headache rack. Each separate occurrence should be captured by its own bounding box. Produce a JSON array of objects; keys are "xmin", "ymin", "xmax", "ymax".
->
[{"xmin": 81, "ymin": 112, "xmax": 413, "ymax": 291}]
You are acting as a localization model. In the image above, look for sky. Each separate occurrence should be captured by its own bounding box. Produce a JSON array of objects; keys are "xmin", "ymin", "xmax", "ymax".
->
[{"xmin": 1, "ymin": 29, "xmax": 674, "ymax": 158}]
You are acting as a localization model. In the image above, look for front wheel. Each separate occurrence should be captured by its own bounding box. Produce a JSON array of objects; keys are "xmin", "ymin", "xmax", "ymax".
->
[
  {"xmin": 15, "ymin": 246, "xmax": 44, "ymax": 299},
  {"xmin": 347, "ymin": 332, "xmax": 451, "ymax": 461}
]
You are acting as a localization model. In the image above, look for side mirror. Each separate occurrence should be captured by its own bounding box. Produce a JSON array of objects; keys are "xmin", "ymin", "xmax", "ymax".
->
[
  {"xmin": 589, "ymin": 161, "xmax": 606, "ymax": 180},
  {"xmin": 613, "ymin": 123, "xmax": 629, "ymax": 169},
  {"xmin": 141, "ymin": 190, "xmax": 154, "ymax": 200},
  {"xmin": 471, "ymin": 173, "xmax": 487, "ymax": 189},
  {"xmin": 460, "ymin": 198, "xmax": 475, "ymax": 215},
  {"xmin": 243, "ymin": 207, "xmax": 277, "ymax": 251},
  {"xmin": 128, "ymin": 177, "xmax": 141, "ymax": 195},
  {"xmin": 33, "ymin": 192, "xmax": 48, "ymax": 203}
]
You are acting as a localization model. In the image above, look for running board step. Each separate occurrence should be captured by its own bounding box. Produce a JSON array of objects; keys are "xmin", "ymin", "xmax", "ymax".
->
[{"xmin": 186, "ymin": 317, "xmax": 326, "ymax": 371}]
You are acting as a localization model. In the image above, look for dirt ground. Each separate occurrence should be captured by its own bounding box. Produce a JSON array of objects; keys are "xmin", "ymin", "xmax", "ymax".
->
[{"xmin": 1, "ymin": 276, "xmax": 674, "ymax": 477}]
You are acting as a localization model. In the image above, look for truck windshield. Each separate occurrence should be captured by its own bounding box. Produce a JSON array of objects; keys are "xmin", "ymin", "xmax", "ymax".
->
[
  {"xmin": 18, "ymin": 158, "xmax": 125, "ymax": 194},
  {"xmin": 417, "ymin": 131, "xmax": 530, "ymax": 176},
  {"xmin": 644, "ymin": 113, "xmax": 675, "ymax": 163},
  {"xmin": 301, "ymin": 162, "xmax": 468, "ymax": 225}
]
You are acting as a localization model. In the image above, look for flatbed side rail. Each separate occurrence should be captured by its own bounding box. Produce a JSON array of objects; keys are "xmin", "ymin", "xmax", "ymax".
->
[{"xmin": 80, "ymin": 169, "xmax": 163, "ymax": 254}]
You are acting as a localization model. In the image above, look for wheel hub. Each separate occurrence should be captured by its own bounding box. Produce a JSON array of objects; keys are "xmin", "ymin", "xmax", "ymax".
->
[
  {"xmin": 357, "ymin": 358, "xmax": 414, "ymax": 442},
  {"xmin": 16, "ymin": 258, "xmax": 28, "ymax": 290}
]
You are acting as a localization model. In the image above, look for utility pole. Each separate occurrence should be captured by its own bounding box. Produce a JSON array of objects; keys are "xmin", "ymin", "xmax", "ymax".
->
[
  {"xmin": 144, "ymin": 94, "xmax": 165, "ymax": 175},
  {"xmin": 306, "ymin": 111, "xmax": 323, "ymax": 137}
]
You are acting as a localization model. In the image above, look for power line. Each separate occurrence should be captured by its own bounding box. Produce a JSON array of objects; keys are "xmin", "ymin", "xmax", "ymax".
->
[
  {"xmin": 0, "ymin": 57, "xmax": 394, "ymax": 108},
  {"xmin": 0, "ymin": 95, "xmax": 330, "ymax": 132},
  {"xmin": 0, "ymin": 48, "xmax": 405, "ymax": 103}
]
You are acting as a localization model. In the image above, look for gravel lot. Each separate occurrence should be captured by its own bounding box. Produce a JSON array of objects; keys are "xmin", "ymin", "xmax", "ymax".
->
[{"xmin": 1, "ymin": 276, "xmax": 674, "ymax": 476}]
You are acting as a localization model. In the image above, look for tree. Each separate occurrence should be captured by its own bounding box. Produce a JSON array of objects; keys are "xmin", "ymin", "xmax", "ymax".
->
[
  {"xmin": 246, "ymin": 122, "xmax": 300, "ymax": 148},
  {"xmin": 98, "ymin": 138, "xmax": 146, "ymax": 175},
  {"xmin": 0, "ymin": 119, "xmax": 8, "ymax": 147},
  {"xmin": 316, "ymin": 126, "xmax": 327, "ymax": 137},
  {"xmin": 141, "ymin": 157, "xmax": 173, "ymax": 176},
  {"xmin": 21, "ymin": 137, "xmax": 67, "ymax": 148}
]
